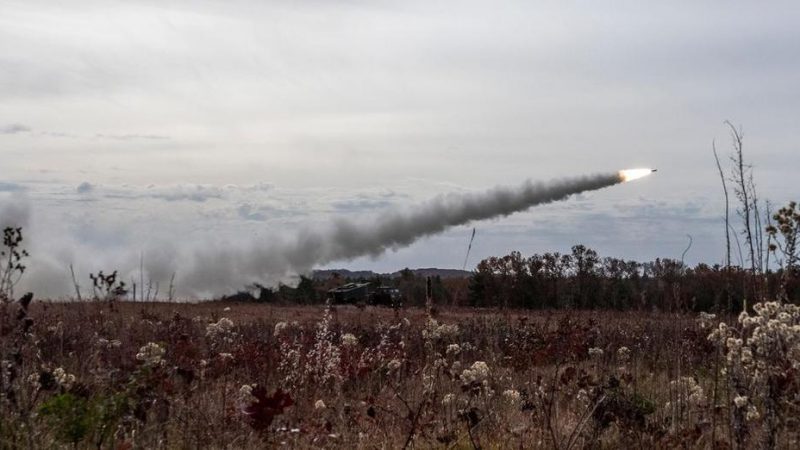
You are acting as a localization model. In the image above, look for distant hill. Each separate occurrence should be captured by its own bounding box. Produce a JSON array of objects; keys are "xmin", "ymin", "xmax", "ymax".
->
[{"xmin": 312, "ymin": 267, "xmax": 472, "ymax": 281}]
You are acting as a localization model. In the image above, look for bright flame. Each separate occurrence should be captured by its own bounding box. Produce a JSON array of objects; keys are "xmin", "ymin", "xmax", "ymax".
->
[{"xmin": 619, "ymin": 168, "xmax": 653, "ymax": 182}]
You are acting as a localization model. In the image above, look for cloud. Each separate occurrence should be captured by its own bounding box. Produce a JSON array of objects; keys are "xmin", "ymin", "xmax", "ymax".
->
[
  {"xmin": 331, "ymin": 197, "xmax": 394, "ymax": 212},
  {"xmin": 329, "ymin": 190, "xmax": 407, "ymax": 212},
  {"xmin": 0, "ymin": 123, "xmax": 31, "ymax": 134},
  {"xmin": 70, "ymin": 219, "xmax": 130, "ymax": 249},
  {"xmin": 76, "ymin": 181, "xmax": 94, "ymax": 194},
  {"xmin": 0, "ymin": 182, "xmax": 25, "ymax": 192},
  {"xmin": 237, "ymin": 202, "xmax": 307, "ymax": 221},
  {"xmin": 0, "ymin": 195, "xmax": 31, "ymax": 229},
  {"xmin": 0, "ymin": 125, "xmax": 167, "ymax": 140},
  {"xmin": 237, "ymin": 203, "xmax": 266, "ymax": 221},
  {"xmin": 101, "ymin": 184, "xmax": 226, "ymax": 203},
  {"xmin": 93, "ymin": 133, "xmax": 170, "ymax": 141},
  {"xmin": 147, "ymin": 185, "xmax": 224, "ymax": 202}
]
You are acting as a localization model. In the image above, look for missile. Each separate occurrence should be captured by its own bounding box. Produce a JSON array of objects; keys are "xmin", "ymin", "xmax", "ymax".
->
[{"xmin": 619, "ymin": 168, "xmax": 655, "ymax": 182}]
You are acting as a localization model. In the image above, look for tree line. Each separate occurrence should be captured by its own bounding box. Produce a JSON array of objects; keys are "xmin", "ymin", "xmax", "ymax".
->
[
  {"xmin": 466, "ymin": 245, "xmax": 798, "ymax": 312},
  {"xmin": 235, "ymin": 242, "xmax": 796, "ymax": 312}
]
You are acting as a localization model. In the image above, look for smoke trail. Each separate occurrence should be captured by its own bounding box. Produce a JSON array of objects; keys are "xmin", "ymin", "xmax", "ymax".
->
[
  {"xmin": 0, "ymin": 195, "xmax": 31, "ymax": 230},
  {"xmin": 182, "ymin": 172, "xmax": 624, "ymax": 295}
]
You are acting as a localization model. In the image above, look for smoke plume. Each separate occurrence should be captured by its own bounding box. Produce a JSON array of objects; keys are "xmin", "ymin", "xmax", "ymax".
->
[{"xmin": 181, "ymin": 172, "xmax": 624, "ymax": 296}]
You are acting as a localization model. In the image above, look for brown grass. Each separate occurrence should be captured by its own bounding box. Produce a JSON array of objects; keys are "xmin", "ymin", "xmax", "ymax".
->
[{"xmin": 1, "ymin": 300, "xmax": 795, "ymax": 448}]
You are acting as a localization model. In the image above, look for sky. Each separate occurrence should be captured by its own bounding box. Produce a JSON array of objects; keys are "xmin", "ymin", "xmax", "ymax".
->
[{"xmin": 1, "ymin": 1, "xmax": 799, "ymax": 298}]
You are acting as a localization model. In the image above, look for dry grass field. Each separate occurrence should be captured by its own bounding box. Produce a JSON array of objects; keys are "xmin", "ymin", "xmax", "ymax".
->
[{"xmin": 2, "ymin": 299, "xmax": 798, "ymax": 449}]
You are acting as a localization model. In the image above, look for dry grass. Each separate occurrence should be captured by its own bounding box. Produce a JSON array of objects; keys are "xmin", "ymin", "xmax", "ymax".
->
[{"xmin": 1, "ymin": 300, "xmax": 798, "ymax": 449}]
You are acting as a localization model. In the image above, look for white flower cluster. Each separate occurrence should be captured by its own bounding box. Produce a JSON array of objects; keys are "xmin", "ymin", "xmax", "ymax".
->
[
  {"xmin": 237, "ymin": 383, "xmax": 257, "ymax": 406},
  {"xmin": 667, "ymin": 376, "xmax": 706, "ymax": 408},
  {"xmin": 341, "ymin": 333, "xmax": 358, "ymax": 347},
  {"xmin": 53, "ymin": 367, "xmax": 76, "ymax": 389},
  {"xmin": 706, "ymin": 301, "xmax": 800, "ymax": 423},
  {"xmin": 422, "ymin": 318, "xmax": 460, "ymax": 341},
  {"xmin": 460, "ymin": 361, "xmax": 490, "ymax": 385},
  {"xmin": 206, "ymin": 317, "xmax": 235, "ymax": 340},
  {"xmin": 588, "ymin": 347, "xmax": 604, "ymax": 358},
  {"xmin": 1, "ymin": 360, "xmax": 12, "ymax": 381},
  {"xmin": 442, "ymin": 393, "xmax": 456, "ymax": 406},
  {"xmin": 136, "ymin": 342, "xmax": 165, "ymax": 366},
  {"xmin": 576, "ymin": 389, "xmax": 590, "ymax": 406},
  {"xmin": 306, "ymin": 305, "xmax": 342, "ymax": 386},
  {"xmin": 274, "ymin": 321, "xmax": 289, "ymax": 337},
  {"xmin": 697, "ymin": 312, "xmax": 717, "ymax": 329},
  {"xmin": 616, "ymin": 346, "xmax": 631, "ymax": 363},
  {"xmin": 710, "ymin": 302, "xmax": 800, "ymax": 373},
  {"xmin": 96, "ymin": 337, "xmax": 122, "ymax": 349},
  {"xmin": 446, "ymin": 344, "xmax": 462, "ymax": 356},
  {"xmin": 733, "ymin": 395, "xmax": 760, "ymax": 421},
  {"xmin": 502, "ymin": 389, "xmax": 521, "ymax": 404}
]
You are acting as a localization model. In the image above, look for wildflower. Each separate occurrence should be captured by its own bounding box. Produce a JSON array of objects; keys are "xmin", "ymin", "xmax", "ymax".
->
[
  {"xmin": 274, "ymin": 321, "xmax": 289, "ymax": 337},
  {"xmin": 219, "ymin": 352, "xmax": 234, "ymax": 360},
  {"xmin": 668, "ymin": 376, "xmax": 705, "ymax": 407},
  {"xmin": 52, "ymin": 367, "xmax": 76, "ymax": 389},
  {"xmin": 502, "ymin": 389, "xmax": 521, "ymax": 404},
  {"xmin": 314, "ymin": 399, "xmax": 326, "ymax": 410},
  {"xmin": 239, "ymin": 383, "xmax": 254, "ymax": 398},
  {"xmin": 238, "ymin": 384, "xmax": 257, "ymax": 406},
  {"xmin": 738, "ymin": 311, "xmax": 749, "ymax": 324},
  {"xmin": 616, "ymin": 346, "xmax": 631, "ymax": 363},
  {"xmin": 460, "ymin": 361, "xmax": 490, "ymax": 384},
  {"xmin": 741, "ymin": 348, "xmax": 753, "ymax": 365},
  {"xmin": 442, "ymin": 393, "xmax": 456, "ymax": 405},
  {"xmin": 746, "ymin": 404, "xmax": 760, "ymax": 421},
  {"xmin": 698, "ymin": 312, "xmax": 717, "ymax": 329},
  {"xmin": 422, "ymin": 318, "xmax": 460, "ymax": 340},
  {"xmin": 341, "ymin": 333, "xmax": 358, "ymax": 347},
  {"xmin": 206, "ymin": 317, "xmax": 235, "ymax": 338},
  {"xmin": 422, "ymin": 372, "xmax": 436, "ymax": 394},
  {"xmin": 734, "ymin": 395, "xmax": 748, "ymax": 408},
  {"xmin": 387, "ymin": 359, "xmax": 402, "ymax": 371},
  {"xmin": 27, "ymin": 373, "xmax": 40, "ymax": 389},
  {"xmin": 588, "ymin": 347, "xmax": 604, "ymax": 358},
  {"xmin": 306, "ymin": 304, "xmax": 343, "ymax": 385},
  {"xmin": 446, "ymin": 344, "xmax": 461, "ymax": 356},
  {"xmin": 136, "ymin": 342, "xmax": 165, "ymax": 366},
  {"xmin": 576, "ymin": 389, "xmax": 590, "ymax": 405},
  {"xmin": 726, "ymin": 338, "xmax": 743, "ymax": 351},
  {"xmin": 96, "ymin": 337, "xmax": 122, "ymax": 349}
]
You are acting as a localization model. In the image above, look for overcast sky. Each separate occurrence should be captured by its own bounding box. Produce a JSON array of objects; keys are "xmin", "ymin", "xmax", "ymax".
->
[{"xmin": 1, "ymin": 1, "xmax": 799, "ymax": 297}]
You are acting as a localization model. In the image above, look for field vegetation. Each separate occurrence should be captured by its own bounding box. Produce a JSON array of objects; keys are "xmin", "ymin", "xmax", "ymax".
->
[{"xmin": 1, "ymin": 284, "xmax": 799, "ymax": 448}]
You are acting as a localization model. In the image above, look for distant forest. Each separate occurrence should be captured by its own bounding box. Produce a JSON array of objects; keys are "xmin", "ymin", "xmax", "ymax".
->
[{"xmin": 229, "ymin": 244, "xmax": 798, "ymax": 312}]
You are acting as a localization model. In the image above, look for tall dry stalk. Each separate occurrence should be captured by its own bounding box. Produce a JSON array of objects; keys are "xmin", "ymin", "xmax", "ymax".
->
[{"xmin": 713, "ymin": 140, "xmax": 733, "ymax": 312}]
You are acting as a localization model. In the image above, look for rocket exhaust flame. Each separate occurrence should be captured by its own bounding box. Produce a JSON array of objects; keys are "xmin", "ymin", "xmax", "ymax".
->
[
  {"xmin": 182, "ymin": 170, "xmax": 649, "ymax": 295},
  {"xmin": 619, "ymin": 168, "xmax": 655, "ymax": 182}
]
